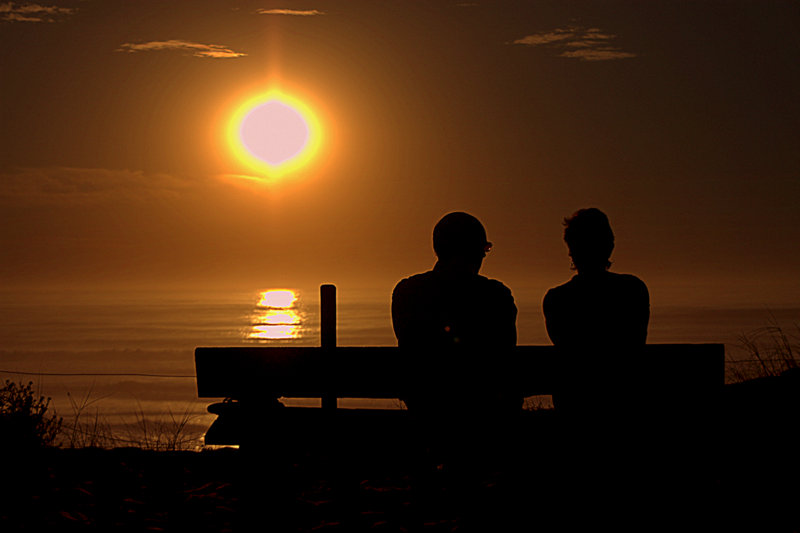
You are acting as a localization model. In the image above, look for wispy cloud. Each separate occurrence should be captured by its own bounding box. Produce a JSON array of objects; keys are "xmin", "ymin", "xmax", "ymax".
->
[
  {"xmin": 513, "ymin": 29, "xmax": 575, "ymax": 46},
  {"xmin": 512, "ymin": 26, "xmax": 636, "ymax": 61},
  {"xmin": 559, "ymin": 48, "xmax": 637, "ymax": 61},
  {"xmin": 0, "ymin": 167, "xmax": 196, "ymax": 205},
  {"xmin": 117, "ymin": 40, "xmax": 246, "ymax": 59},
  {"xmin": 256, "ymin": 8, "xmax": 324, "ymax": 16},
  {"xmin": 0, "ymin": 1, "xmax": 74, "ymax": 23}
]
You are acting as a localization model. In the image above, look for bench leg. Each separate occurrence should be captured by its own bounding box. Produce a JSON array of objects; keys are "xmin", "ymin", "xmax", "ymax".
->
[{"xmin": 235, "ymin": 420, "xmax": 298, "ymax": 531}]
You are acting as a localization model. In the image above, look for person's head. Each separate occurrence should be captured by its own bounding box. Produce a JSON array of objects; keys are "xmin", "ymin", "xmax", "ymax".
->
[
  {"xmin": 433, "ymin": 212, "xmax": 492, "ymax": 273},
  {"xmin": 563, "ymin": 208, "xmax": 614, "ymax": 273}
]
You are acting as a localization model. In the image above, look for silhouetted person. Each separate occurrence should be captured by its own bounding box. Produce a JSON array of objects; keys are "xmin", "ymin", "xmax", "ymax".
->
[
  {"xmin": 392, "ymin": 212, "xmax": 520, "ymax": 527},
  {"xmin": 542, "ymin": 208, "xmax": 652, "ymax": 529},
  {"xmin": 392, "ymin": 212, "xmax": 519, "ymax": 420},
  {"xmin": 543, "ymin": 207, "xmax": 649, "ymax": 415}
]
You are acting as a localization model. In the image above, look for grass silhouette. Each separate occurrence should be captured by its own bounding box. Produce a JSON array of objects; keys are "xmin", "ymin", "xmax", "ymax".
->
[
  {"xmin": 0, "ymin": 379, "xmax": 62, "ymax": 449},
  {"xmin": 59, "ymin": 391, "xmax": 204, "ymax": 451},
  {"xmin": 732, "ymin": 319, "xmax": 799, "ymax": 381}
]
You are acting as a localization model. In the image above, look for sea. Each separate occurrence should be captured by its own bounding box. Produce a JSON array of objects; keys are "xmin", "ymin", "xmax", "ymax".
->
[{"xmin": 1, "ymin": 287, "xmax": 797, "ymax": 449}]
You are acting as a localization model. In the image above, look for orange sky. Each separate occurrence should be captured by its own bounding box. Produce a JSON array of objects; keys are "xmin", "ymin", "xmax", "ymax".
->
[{"xmin": 1, "ymin": 0, "xmax": 798, "ymax": 308}]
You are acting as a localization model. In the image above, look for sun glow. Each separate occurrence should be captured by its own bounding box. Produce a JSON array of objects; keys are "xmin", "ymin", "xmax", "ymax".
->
[
  {"xmin": 250, "ymin": 289, "xmax": 302, "ymax": 340},
  {"xmin": 249, "ymin": 324, "xmax": 301, "ymax": 340},
  {"xmin": 227, "ymin": 90, "xmax": 321, "ymax": 178},
  {"xmin": 249, "ymin": 309, "xmax": 302, "ymax": 340},
  {"xmin": 258, "ymin": 289, "xmax": 297, "ymax": 309},
  {"xmin": 254, "ymin": 311, "xmax": 300, "ymax": 325}
]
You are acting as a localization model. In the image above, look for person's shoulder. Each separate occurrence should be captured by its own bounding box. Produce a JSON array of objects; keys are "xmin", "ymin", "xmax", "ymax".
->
[
  {"xmin": 393, "ymin": 271, "xmax": 435, "ymax": 294},
  {"xmin": 608, "ymin": 272, "xmax": 648, "ymax": 288},
  {"xmin": 607, "ymin": 272, "xmax": 649, "ymax": 298},
  {"xmin": 397, "ymin": 270, "xmax": 436, "ymax": 285},
  {"xmin": 544, "ymin": 276, "xmax": 579, "ymax": 299},
  {"xmin": 542, "ymin": 277, "xmax": 570, "ymax": 308},
  {"xmin": 476, "ymin": 275, "xmax": 513, "ymax": 297}
]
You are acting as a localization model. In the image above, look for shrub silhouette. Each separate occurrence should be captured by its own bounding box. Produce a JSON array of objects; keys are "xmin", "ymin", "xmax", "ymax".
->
[{"xmin": 0, "ymin": 380, "xmax": 62, "ymax": 449}]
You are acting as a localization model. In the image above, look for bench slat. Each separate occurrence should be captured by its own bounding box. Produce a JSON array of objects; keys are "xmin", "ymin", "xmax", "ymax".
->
[{"xmin": 195, "ymin": 344, "xmax": 724, "ymax": 400}]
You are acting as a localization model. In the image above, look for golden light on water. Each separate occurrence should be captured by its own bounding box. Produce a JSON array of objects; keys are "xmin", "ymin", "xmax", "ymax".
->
[
  {"xmin": 249, "ymin": 289, "xmax": 302, "ymax": 340},
  {"xmin": 256, "ymin": 311, "xmax": 300, "ymax": 325},
  {"xmin": 227, "ymin": 90, "xmax": 321, "ymax": 179},
  {"xmin": 258, "ymin": 289, "xmax": 297, "ymax": 308},
  {"xmin": 249, "ymin": 323, "xmax": 301, "ymax": 340}
]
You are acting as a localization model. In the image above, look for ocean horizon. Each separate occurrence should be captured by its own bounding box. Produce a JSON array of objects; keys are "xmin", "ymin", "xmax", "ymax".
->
[{"xmin": 1, "ymin": 287, "xmax": 797, "ymax": 448}]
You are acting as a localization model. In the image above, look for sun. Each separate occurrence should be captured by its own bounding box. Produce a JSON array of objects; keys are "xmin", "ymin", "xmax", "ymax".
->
[
  {"xmin": 227, "ymin": 90, "xmax": 321, "ymax": 178},
  {"xmin": 240, "ymin": 101, "xmax": 308, "ymax": 166}
]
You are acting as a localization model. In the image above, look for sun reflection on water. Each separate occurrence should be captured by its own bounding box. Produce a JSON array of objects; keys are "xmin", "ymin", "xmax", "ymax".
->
[
  {"xmin": 257, "ymin": 289, "xmax": 296, "ymax": 309},
  {"xmin": 248, "ymin": 289, "xmax": 303, "ymax": 340},
  {"xmin": 255, "ymin": 311, "xmax": 300, "ymax": 325}
]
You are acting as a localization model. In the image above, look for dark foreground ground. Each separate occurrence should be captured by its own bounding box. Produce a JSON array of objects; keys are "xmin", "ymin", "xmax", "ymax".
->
[{"xmin": 2, "ymin": 408, "xmax": 798, "ymax": 532}]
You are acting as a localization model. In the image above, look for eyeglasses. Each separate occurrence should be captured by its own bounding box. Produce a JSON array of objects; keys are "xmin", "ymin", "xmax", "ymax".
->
[{"xmin": 484, "ymin": 242, "xmax": 493, "ymax": 254}]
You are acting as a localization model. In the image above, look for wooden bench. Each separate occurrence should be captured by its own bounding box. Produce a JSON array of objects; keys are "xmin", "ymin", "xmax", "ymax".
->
[
  {"xmin": 196, "ymin": 344, "xmax": 724, "ymax": 446},
  {"xmin": 195, "ymin": 285, "xmax": 725, "ymax": 448}
]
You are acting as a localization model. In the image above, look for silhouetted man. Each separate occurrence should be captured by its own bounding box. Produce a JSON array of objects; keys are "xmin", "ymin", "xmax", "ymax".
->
[
  {"xmin": 392, "ymin": 212, "xmax": 519, "ymax": 418},
  {"xmin": 543, "ymin": 207, "xmax": 649, "ymax": 414},
  {"xmin": 392, "ymin": 212, "xmax": 520, "ymax": 527}
]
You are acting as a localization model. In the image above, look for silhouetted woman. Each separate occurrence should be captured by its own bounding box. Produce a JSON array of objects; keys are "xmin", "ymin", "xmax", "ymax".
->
[
  {"xmin": 542, "ymin": 208, "xmax": 652, "ymax": 528},
  {"xmin": 542, "ymin": 207, "xmax": 649, "ymax": 414}
]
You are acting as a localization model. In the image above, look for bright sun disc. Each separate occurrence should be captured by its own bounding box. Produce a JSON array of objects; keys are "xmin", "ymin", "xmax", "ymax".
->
[
  {"xmin": 241, "ymin": 102, "xmax": 308, "ymax": 165},
  {"xmin": 227, "ymin": 90, "xmax": 321, "ymax": 177}
]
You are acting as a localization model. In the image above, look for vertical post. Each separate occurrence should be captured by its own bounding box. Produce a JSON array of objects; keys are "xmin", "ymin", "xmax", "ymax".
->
[{"xmin": 321, "ymin": 284, "xmax": 337, "ymax": 410}]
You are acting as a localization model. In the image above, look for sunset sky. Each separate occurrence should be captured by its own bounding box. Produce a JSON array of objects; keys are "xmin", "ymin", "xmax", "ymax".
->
[{"xmin": 2, "ymin": 0, "xmax": 798, "ymax": 308}]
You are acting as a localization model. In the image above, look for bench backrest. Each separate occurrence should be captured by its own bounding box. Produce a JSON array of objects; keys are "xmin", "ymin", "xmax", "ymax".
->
[{"xmin": 195, "ymin": 344, "xmax": 724, "ymax": 401}]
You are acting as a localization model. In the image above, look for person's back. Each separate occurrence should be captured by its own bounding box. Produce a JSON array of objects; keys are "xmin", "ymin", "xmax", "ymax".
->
[
  {"xmin": 542, "ymin": 208, "xmax": 653, "ymax": 527},
  {"xmin": 392, "ymin": 213, "xmax": 519, "ymax": 533},
  {"xmin": 392, "ymin": 212, "xmax": 518, "ymax": 418},
  {"xmin": 543, "ymin": 270, "xmax": 648, "ymax": 348},
  {"xmin": 393, "ymin": 265, "xmax": 517, "ymax": 415},
  {"xmin": 542, "ymin": 208, "xmax": 649, "ymax": 414}
]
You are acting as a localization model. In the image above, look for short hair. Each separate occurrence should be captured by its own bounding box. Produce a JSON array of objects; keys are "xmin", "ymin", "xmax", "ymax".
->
[
  {"xmin": 433, "ymin": 212, "xmax": 488, "ymax": 259},
  {"xmin": 563, "ymin": 208, "xmax": 614, "ymax": 270}
]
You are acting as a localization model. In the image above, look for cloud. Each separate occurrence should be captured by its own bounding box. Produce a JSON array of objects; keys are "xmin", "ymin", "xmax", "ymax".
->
[
  {"xmin": 512, "ymin": 26, "xmax": 636, "ymax": 61},
  {"xmin": 0, "ymin": 167, "xmax": 198, "ymax": 206},
  {"xmin": 0, "ymin": 1, "xmax": 74, "ymax": 22},
  {"xmin": 560, "ymin": 48, "xmax": 637, "ymax": 61},
  {"xmin": 256, "ymin": 8, "xmax": 324, "ymax": 16},
  {"xmin": 117, "ymin": 40, "xmax": 246, "ymax": 59},
  {"xmin": 513, "ymin": 30, "xmax": 575, "ymax": 46}
]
